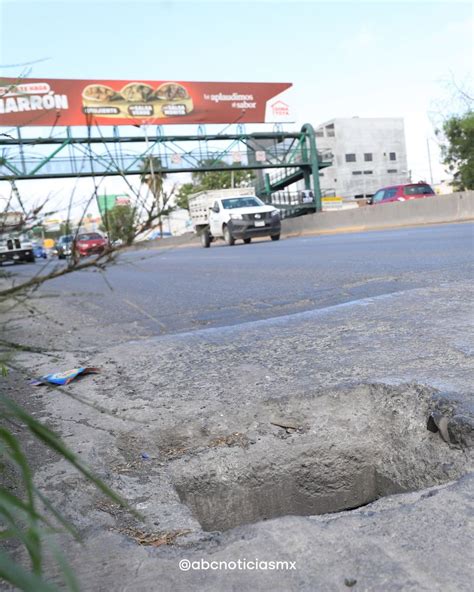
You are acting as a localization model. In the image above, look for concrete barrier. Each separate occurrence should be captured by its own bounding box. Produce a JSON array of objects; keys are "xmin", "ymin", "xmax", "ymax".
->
[
  {"xmin": 131, "ymin": 191, "xmax": 473, "ymax": 252},
  {"xmin": 130, "ymin": 232, "xmax": 199, "ymax": 251},
  {"xmin": 282, "ymin": 191, "xmax": 474, "ymax": 236}
]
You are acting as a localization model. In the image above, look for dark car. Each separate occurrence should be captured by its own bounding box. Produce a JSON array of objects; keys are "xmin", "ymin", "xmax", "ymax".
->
[
  {"xmin": 56, "ymin": 235, "xmax": 74, "ymax": 259},
  {"xmin": 370, "ymin": 183, "xmax": 435, "ymax": 205},
  {"xmin": 75, "ymin": 232, "xmax": 108, "ymax": 257}
]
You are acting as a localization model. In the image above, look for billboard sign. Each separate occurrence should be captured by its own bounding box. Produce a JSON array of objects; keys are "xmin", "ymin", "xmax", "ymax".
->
[
  {"xmin": 97, "ymin": 194, "xmax": 130, "ymax": 215},
  {"xmin": 0, "ymin": 78, "xmax": 292, "ymax": 127}
]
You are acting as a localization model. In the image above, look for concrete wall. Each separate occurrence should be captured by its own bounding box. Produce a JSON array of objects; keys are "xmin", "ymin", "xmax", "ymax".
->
[{"xmin": 282, "ymin": 191, "xmax": 474, "ymax": 236}]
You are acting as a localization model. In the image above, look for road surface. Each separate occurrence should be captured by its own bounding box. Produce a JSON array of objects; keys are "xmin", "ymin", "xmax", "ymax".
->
[{"xmin": 11, "ymin": 222, "xmax": 474, "ymax": 345}]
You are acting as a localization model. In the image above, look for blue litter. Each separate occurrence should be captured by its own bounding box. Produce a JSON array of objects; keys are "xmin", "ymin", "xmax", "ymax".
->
[{"xmin": 31, "ymin": 367, "xmax": 100, "ymax": 386}]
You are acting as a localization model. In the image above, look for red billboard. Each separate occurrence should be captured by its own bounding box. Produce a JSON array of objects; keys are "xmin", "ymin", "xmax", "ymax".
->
[{"xmin": 0, "ymin": 78, "xmax": 292, "ymax": 127}]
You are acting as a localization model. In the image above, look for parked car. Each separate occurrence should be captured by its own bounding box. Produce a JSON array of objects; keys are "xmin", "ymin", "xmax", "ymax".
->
[
  {"xmin": 369, "ymin": 183, "xmax": 435, "ymax": 205},
  {"xmin": 75, "ymin": 232, "xmax": 108, "ymax": 257},
  {"xmin": 55, "ymin": 235, "xmax": 74, "ymax": 259},
  {"xmin": 32, "ymin": 242, "xmax": 48, "ymax": 259}
]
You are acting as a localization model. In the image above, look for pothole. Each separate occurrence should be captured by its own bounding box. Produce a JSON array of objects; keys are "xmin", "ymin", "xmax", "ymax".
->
[
  {"xmin": 170, "ymin": 384, "xmax": 472, "ymax": 532},
  {"xmin": 175, "ymin": 453, "xmax": 403, "ymax": 532}
]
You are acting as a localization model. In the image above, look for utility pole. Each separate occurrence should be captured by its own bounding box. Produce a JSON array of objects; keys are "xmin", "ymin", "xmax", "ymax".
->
[{"xmin": 426, "ymin": 138, "xmax": 434, "ymax": 185}]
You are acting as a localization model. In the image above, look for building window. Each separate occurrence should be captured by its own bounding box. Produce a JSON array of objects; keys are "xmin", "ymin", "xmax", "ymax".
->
[
  {"xmin": 364, "ymin": 153, "xmax": 373, "ymax": 162},
  {"xmin": 363, "ymin": 170, "xmax": 373, "ymax": 175},
  {"xmin": 387, "ymin": 169, "xmax": 398, "ymax": 173},
  {"xmin": 389, "ymin": 152, "xmax": 396, "ymax": 161},
  {"xmin": 345, "ymin": 153, "xmax": 356, "ymax": 162},
  {"xmin": 315, "ymin": 129, "xmax": 324, "ymax": 137},
  {"xmin": 326, "ymin": 124, "xmax": 335, "ymax": 137},
  {"xmin": 352, "ymin": 171, "xmax": 362, "ymax": 175},
  {"xmin": 319, "ymin": 172, "xmax": 324, "ymax": 177}
]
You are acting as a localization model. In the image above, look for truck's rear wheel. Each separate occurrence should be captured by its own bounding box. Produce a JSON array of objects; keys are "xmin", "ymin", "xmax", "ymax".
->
[
  {"xmin": 223, "ymin": 225, "xmax": 235, "ymax": 246},
  {"xmin": 271, "ymin": 234, "xmax": 280, "ymax": 241},
  {"xmin": 201, "ymin": 229, "xmax": 211, "ymax": 248},
  {"xmin": 243, "ymin": 238, "xmax": 251, "ymax": 244}
]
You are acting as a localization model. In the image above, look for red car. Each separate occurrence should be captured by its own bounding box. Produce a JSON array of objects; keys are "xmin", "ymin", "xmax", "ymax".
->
[
  {"xmin": 370, "ymin": 183, "xmax": 435, "ymax": 205},
  {"xmin": 74, "ymin": 233, "xmax": 108, "ymax": 257}
]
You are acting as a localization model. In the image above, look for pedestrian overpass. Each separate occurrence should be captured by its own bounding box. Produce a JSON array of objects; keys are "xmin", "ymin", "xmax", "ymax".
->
[{"xmin": 0, "ymin": 123, "xmax": 331, "ymax": 216}]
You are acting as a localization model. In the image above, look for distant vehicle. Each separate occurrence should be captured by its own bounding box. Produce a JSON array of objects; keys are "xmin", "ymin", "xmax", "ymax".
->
[
  {"xmin": 369, "ymin": 183, "xmax": 435, "ymax": 205},
  {"xmin": 300, "ymin": 190, "xmax": 315, "ymax": 204},
  {"xmin": 188, "ymin": 188, "xmax": 281, "ymax": 248},
  {"xmin": 146, "ymin": 230, "xmax": 172, "ymax": 241},
  {"xmin": 0, "ymin": 211, "xmax": 35, "ymax": 264},
  {"xmin": 0, "ymin": 234, "xmax": 35, "ymax": 264},
  {"xmin": 32, "ymin": 242, "xmax": 48, "ymax": 259},
  {"xmin": 55, "ymin": 235, "xmax": 74, "ymax": 259},
  {"xmin": 75, "ymin": 232, "xmax": 107, "ymax": 257}
]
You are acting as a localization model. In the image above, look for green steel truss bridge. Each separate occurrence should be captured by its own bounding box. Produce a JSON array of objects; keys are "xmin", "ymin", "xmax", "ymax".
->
[{"xmin": 0, "ymin": 123, "xmax": 331, "ymax": 213}]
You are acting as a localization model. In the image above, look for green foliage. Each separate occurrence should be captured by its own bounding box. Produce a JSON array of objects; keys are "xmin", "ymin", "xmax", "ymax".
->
[
  {"xmin": 139, "ymin": 156, "xmax": 167, "ymax": 199},
  {"xmin": 59, "ymin": 222, "xmax": 73, "ymax": 237},
  {"xmin": 175, "ymin": 159, "xmax": 255, "ymax": 210},
  {"xmin": 0, "ymin": 392, "xmax": 136, "ymax": 590},
  {"xmin": 175, "ymin": 183, "xmax": 196, "ymax": 211},
  {"xmin": 100, "ymin": 205, "xmax": 137, "ymax": 245},
  {"xmin": 440, "ymin": 110, "xmax": 474, "ymax": 191},
  {"xmin": 191, "ymin": 159, "xmax": 255, "ymax": 191},
  {"xmin": 139, "ymin": 156, "xmax": 178, "ymax": 238}
]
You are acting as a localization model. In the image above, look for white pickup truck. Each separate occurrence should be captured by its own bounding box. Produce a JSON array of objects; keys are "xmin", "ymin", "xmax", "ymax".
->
[
  {"xmin": 0, "ymin": 212, "xmax": 35, "ymax": 264},
  {"xmin": 189, "ymin": 188, "xmax": 281, "ymax": 248},
  {"xmin": 0, "ymin": 234, "xmax": 35, "ymax": 265}
]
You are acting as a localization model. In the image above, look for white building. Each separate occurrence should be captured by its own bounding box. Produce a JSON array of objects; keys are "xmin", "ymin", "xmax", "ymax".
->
[{"xmin": 315, "ymin": 117, "xmax": 409, "ymax": 200}]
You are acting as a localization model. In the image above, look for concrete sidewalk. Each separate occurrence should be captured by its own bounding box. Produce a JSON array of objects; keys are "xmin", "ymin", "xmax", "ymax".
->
[{"xmin": 9, "ymin": 278, "xmax": 473, "ymax": 591}]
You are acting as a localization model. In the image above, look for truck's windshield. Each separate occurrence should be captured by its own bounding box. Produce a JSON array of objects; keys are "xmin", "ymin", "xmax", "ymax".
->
[{"xmin": 221, "ymin": 197, "xmax": 264, "ymax": 209}]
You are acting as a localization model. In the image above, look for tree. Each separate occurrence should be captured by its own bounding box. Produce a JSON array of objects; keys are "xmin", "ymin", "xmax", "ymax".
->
[
  {"xmin": 58, "ymin": 221, "xmax": 73, "ymax": 237},
  {"xmin": 191, "ymin": 158, "xmax": 255, "ymax": 191},
  {"xmin": 440, "ymin": 110, "xmax": 474, "ymax": 191},
  {"xmin": 139, "ymin": 156, "xmax": 175, "ymax": 235},
  {"xmin": 100, "ymin": 204, "xmax": 137, "ymax": 245},
  {"xmin": 175, "ymin": 182, "xmax": 197, "ymax": 211},
  {"xmin": 139, "ymin": 156, "xmax": 166, "ymax": 198},
  {"xmin": 175, "ymin": 159, "xmax": 255, "ymax": 210}
]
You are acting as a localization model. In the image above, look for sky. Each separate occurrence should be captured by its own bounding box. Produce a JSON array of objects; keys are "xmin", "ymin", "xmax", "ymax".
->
[{"xmin": 0, "ymin": 0, "xmax": 472, "ymax": 216}]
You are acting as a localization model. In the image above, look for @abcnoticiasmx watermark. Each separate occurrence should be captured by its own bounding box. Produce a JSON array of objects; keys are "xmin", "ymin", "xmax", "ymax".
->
[{"xmin": 179, "ymin": 558, "xmax": 296, "ymax": 571}]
